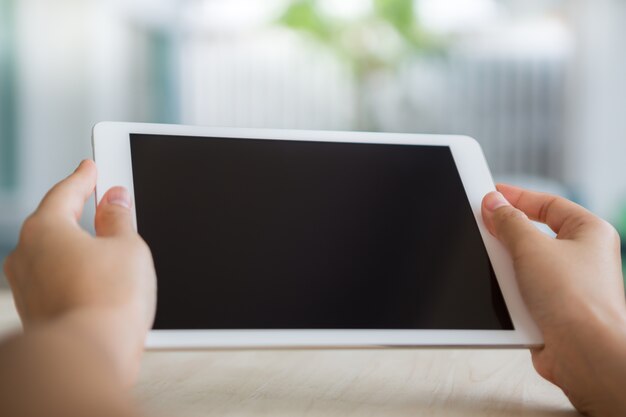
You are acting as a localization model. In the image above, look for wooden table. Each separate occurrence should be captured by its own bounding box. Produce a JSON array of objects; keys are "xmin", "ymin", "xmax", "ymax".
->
[{"xmin": 0, "ymin": 291, "xmax": 577, "ymax": 416}]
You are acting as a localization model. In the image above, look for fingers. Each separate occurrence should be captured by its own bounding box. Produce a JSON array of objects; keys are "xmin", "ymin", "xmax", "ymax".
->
[
  {"xmin": 482, "ymin": 191, "xmax": 545, "ymax": 255},
  {"xmin": 37, "ymin": 160, "xmax": 97, "ymax": 222},
  {"xmin": 497, "ymin": 184, "xmax": 596, "ymax": 237},
  {"xmin": 95, "ymin": 187, "xmax": 135, "ymax": 238}
]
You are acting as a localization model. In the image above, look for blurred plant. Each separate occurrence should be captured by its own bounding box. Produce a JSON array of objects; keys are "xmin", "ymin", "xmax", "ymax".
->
[
  {"xmin": 278, "ymin": 0, "xmax": 442, "ymax": 74},
  {"xmin": 277, "ymin": 0, "xmax": 444, "ymax": 129}
]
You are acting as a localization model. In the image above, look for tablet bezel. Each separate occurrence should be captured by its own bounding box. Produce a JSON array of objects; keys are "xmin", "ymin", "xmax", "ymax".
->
[{"xmin": 92, "ymin": 122, "xmax": 543, "ymax": 349}]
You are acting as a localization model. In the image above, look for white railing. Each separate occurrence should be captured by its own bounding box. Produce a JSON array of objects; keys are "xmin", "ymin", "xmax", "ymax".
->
[{"xmin": 180, "ymin": 30, "xmax": 570, "ymax": 181}]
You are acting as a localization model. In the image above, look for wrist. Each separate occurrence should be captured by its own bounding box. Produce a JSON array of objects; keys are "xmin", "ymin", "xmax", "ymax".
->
[
  {"xmin": 548, "ymin": 304, "xmax": 626, "ymax": 414},
  {"xmin": 571, "ymin": 303, "xmax": 626, "ymax": 353},
  {"xmin": 51, "ymin": 308, "xmax": 147, "ymax": 386}
]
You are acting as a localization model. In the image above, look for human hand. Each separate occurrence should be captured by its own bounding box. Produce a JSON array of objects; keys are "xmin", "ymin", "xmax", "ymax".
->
[
  {"xmin": 482, "ymin": 184, "xmax": 626, "ymax": 416},
  {"xmin": 3, "ymin": 160, "xmax": 156, "ymax": 385}
]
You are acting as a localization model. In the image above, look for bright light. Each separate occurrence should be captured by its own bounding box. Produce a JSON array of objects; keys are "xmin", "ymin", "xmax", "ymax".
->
[
  {"xmin": 469, "ymin": 17, "xmax": 573, "ymax": 58},
  {"xmin": 186, "ymin": 0, "xmax": 290, "ymax": 33},
  {"xmin": 318, "ymin": 0, "xmax": 373, "ymax": 20},
  {"xmin": 417, "ymin": 0, "xmax": 500, "ymax": 33}
]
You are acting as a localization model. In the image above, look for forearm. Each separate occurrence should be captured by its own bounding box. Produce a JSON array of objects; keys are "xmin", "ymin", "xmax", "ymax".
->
[{"xmin": 0, "ymin": 314, "xmax": 142, "ymax": 417}]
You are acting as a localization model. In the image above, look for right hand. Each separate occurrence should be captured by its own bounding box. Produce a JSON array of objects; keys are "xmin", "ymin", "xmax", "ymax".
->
[{"xmin": 482, "ymin": 184, "xmax": 626, "ymax": 416}]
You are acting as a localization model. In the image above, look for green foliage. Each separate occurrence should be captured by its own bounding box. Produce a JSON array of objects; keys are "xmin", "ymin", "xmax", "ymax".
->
[
  {"xmin": 618, "ymin": 204, "xmax": 626, "ymax": 278},
  {"xmin": 373, "ymin": 0, "xmax": 415, "ymax": 40},
  {"xmin": 280, "ymin": 0, "xmax": 332, "ymax": 42},
  {"xmin": 277, "ymin": 0, "xmax": 442, "ymax": 73}
]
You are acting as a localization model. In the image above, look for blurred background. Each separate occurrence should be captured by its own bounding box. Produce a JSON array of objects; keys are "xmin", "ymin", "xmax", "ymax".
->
[{"xmin": 1, "ymin": 0, "xmax": 626, "ymax": 286}]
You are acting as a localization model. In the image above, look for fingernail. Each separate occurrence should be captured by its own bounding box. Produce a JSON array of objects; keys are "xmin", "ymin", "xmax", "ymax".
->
[
  {"xmin": 106, "ymin": 187, "xmax": 131, "ymax": 209},
  {"xmin": 485, "ymin": 192, "xmax": 510, "ymax": 212}
]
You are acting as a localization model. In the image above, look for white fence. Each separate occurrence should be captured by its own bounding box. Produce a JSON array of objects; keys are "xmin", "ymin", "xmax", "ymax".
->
[{"xmin": 179, "ymin": 29, "xmax": 570, "ymax": 181}]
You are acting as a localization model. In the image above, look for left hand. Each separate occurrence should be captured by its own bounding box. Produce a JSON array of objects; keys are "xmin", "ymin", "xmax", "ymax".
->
[{"xmin": 3, "ymin": 160, "xmax": 157, "ymax": 384}]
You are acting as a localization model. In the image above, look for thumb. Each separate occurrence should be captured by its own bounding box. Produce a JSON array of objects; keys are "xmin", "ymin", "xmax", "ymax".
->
[
  {"xmin": 95, "ymin": 187, "xmax": 135, "ymax": 237},
  {"xmin": 482, "ymin": 191, "xmax": 543, "ymax": 255}
]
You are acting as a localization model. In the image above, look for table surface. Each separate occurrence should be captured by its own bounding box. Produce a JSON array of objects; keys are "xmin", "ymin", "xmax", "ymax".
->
[{"xmin": 0, "ymin": 291, "xmax": 577, "ymax": 417}]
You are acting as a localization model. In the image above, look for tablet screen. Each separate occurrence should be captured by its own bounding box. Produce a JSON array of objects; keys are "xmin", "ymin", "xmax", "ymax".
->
[{"xmin": 130, "ymin": 134, "xmax": 514, "ymax": 330}]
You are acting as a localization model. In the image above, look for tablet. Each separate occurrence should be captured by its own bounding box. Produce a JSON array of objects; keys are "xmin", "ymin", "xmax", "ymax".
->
[{"xmin": 92, "ymin": 122, "xmax": 542, "ymax": 349}]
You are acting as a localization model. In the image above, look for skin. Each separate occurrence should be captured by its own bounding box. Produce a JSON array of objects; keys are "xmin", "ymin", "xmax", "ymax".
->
[
  {"xmin": 483, "ymin": 185, "xmax": 626, "ymax": 416},
  {"xmin": 1, "ymin": 160, "xmax": 154, "ymax": 417},
  {"xmin": 0, "ymin": 161, "xmax": 625, "ymax": 416}
]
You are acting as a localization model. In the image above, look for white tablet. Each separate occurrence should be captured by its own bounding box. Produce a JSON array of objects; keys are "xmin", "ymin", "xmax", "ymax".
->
[{"xmin": 92, "ymin": 122, "xmax": 542, "ymax": 349}]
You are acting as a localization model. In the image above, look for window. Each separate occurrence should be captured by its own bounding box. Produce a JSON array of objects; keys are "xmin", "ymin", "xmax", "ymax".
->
[{"xmin": 0, "ymin": 0, "xmax": 17, "ymax": 192}]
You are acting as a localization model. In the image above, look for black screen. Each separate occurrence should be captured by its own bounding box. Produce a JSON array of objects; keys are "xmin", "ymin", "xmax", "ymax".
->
[{"xmin": 130, "ymin": 134, "xmax": 513, "ymax": 330}]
